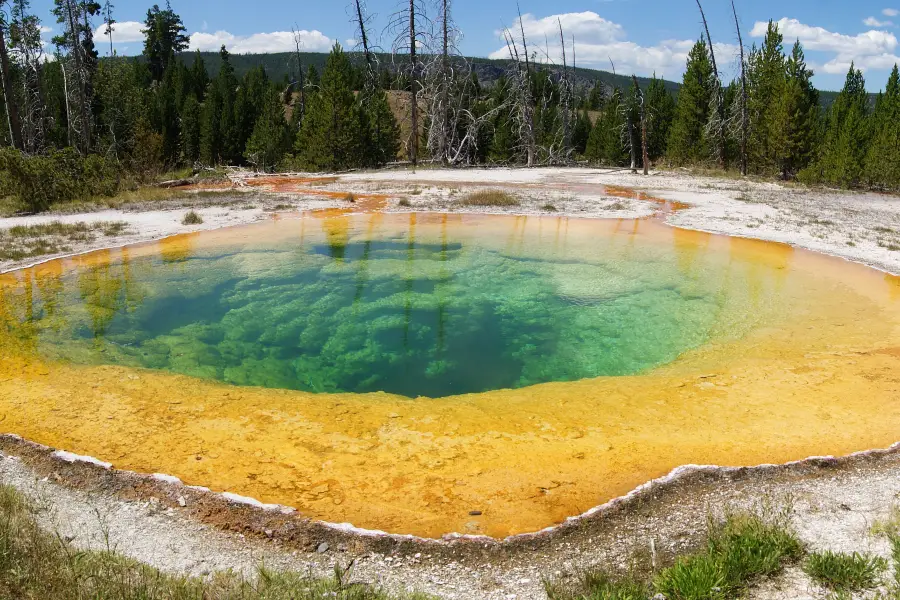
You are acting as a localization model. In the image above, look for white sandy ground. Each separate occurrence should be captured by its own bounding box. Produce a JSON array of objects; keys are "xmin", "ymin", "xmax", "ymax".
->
[{"xmin": 2, "ymin": 167, "xmax": 900, "ymax": 598}]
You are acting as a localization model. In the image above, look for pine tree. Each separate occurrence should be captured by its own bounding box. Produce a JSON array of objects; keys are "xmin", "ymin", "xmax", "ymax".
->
[
  {"xmin": 746, "ymin": 21, "xmax": 786, "ymax": 174},
  {"xmin": 180, "ymin": 93, "xmax": 201, "ymax": 163},
  {"xmin": 199, "ymin": 79, "xmax": 222, "ymax": 165},
  {"xmin": 190, "ymin": 50, "xmax": 208, "ymax": 101},
  {"xmin": 586, "ymin": 87, "xmax": 626, "ymax": 165},
  {"xmin": 216, "ymin": 46, "xmax": 240, "ymax": 164},
  {"xmin": 667, "ymin": 39, "xmax": 714, "ymax": 164},
  {"xmin": 864, "ymin": 65, "xmax": 900, "ymax": 190},
  {"xmin": 571, "ymin": 110, "xmax": 592, "ymax": 156},
  {"xmin": 142, "ymin": 2, "xmax": 189, "ymax": 81},
  {"xmin": 294, "ymin": 43, "xmax": 364, "ymax": 171},
  {"xmin": 814, "ymin": 64, "xmax": 870, "ymax": 187},
  {"xmin": 244, "ymin": 88, "xmax": 289, "ymax": 171},
  {"xmin": 770, "ymin": 41, "xmax": 819, "ymax": 179},
  {"xmin": 363, "ymin": 88, "xmax": 400, "ymax": 167},
  {"xmin": 645, "ymin": 75, "xmax": 675, "ymax": 161}
]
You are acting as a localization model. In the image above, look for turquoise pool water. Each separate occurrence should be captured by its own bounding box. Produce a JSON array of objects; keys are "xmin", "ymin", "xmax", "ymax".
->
[{"xmin": 7, "ymin": 214, "xmax": 772, "ymax": 397}]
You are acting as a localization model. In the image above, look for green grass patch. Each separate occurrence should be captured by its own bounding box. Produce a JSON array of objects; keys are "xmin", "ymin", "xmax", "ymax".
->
[
  {"xmin": 459, "ymin": 190, "xmax": 519, "ymax": 207},
  {"xmin": 398, "ymin": 198, "xmax": 412, "ymax": 207},
  {"xmin": 0, "ymin": 484, "xmax": 431, "ymax": 600},
  {"xmin": 182, "ymin": 210, "xmax": 204, "ymax": 225},
  {"xmin": 541, "ymin": 203, "xmax": 558, "ymax": 212},
  {"xmin": 549, "ymin": 509, "xmax": 802, "ymax": 600},
  {"xmin": 803, "ymin": 551, "xmax": 887, "ymax": 592},
  {"xmin": 0, "ymin": 221, "xmax": 130, "ymax": 262}
]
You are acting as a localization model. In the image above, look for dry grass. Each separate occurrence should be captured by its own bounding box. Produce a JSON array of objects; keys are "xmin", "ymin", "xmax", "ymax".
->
[
  {"xmin": 0, "ymin": 221, "xmax": 130, "ymax": 262},
  {"xmin": 459, "ymin": 190, "xmax": 519, "ymax": 207},
  {"xmin": 181, "ymin": 210, "xmax": 204, "ymax": 225},
  {"xmin": 0, "ymin": 485, "xmax": 432, "ymax": 600}
]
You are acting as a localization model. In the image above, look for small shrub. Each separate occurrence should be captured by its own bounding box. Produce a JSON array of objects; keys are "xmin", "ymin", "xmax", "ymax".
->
[
  {"xmin": 0, "ymin": 147, "xmax": 122, "ymax": 213},
  {"xmin": 398, "ymin": 198, "xmax": 412, "ymax": 207},
  {"xmin": 345, "ymin": 192, "xmax": 357, "ymax": 203},
  {"xmin": 541, "ymin": 203, "xmax": 558, "ymax": 212},
  {"xmin": 803, "ymin": 551, "xmax": 887, "ymax": 592},
  {"xmin": 459, "ymin": 190, "xmax": 519, "ymax": 207},
  {"xmin": 182, "ymin": 211, "xmax": 204, "ymax": 225}
]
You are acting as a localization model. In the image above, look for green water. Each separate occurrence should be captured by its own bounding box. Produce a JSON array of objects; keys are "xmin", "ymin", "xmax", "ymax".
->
[{"xmin": 4, "ymin": 214, "xmax": 777, "ymax": 397}]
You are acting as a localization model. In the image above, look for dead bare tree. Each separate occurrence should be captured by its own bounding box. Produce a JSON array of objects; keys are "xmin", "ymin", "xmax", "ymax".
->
[
  {"xmin": 55, "ymin": 0, "xmax": 95, "ymax": 154},
  {"xmin": 0, "ymin": 1, "xmax": 23, "ymax": 150},
  {"xmin": 557, "ymin": 18, "xmax": 572, "ymax": 161},
  {"xmin": 695, "ymin": 0, "xmax": 725, "ymax": 169},
  {"xmin": 291, "ymin": 26, "xmax": 307, "ymax": 128},
  {"xmin": 731, "ymin": 0, "xmax": 748, "ymax": 176},
  {"xmin": 102, "ymin": 0, "xmax": 114, "ymax": 56},
  {"xmin": 499, "ymin": 4, "xmax": 536, "ymax": 166},
  {"xmin": 387, "ymin": 0, "xmax": 429, "ymax": 169},
  {"xmin": 632, "ymin": 74, "xmax": 649, "ymax": 175},
  {"xmin": 10, "ymin": 0, "xmax": 47, "ymax": 153}
]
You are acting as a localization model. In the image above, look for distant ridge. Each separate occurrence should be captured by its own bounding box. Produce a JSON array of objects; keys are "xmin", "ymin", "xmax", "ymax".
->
[{"xmin": 150, "ymin": 50, "xmax": 854, "ymax": 107}]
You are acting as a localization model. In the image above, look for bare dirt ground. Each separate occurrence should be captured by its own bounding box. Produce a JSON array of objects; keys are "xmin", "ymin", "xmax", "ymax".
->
[{"xmin": 2, "ymin": 167, "xmax": 900, "ymax": 598}]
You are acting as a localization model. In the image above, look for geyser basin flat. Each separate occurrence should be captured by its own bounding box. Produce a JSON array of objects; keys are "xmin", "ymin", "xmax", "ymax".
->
[{"xmin": 1, "ymin": 213, "xmax": 899, "ymax": 538}]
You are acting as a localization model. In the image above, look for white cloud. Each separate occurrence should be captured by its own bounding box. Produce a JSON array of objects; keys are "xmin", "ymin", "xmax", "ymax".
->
[
  {"xmin": 188, "ymin": 29, "xmax": 334, "ymax": 54},
  {"xmin": 94, "ymin": 20, "xmax": 145, "ymax": 43},
  {"xmin": 488, "ymin": 11, "xmax": 735, "ymax": 79},
  {"xmin": 884, "ymin": 8, "xmax": 900, "ymax": 17},
  {"xmin": 864, "ymin": 16, "xmax": 895, "ymax": 27},
  {"xmin": 751, "ymin": 17, "xmax": 900, "ymax": 74}
]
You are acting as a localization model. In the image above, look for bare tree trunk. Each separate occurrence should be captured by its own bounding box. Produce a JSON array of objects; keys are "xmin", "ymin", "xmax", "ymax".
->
[
  {"xmin": 408, "ymin": 0, "xmax": 418, "ymax": 168},
  {"xmin": 695, "ymin": 0, "xmax": 724, "ymax": 169},
  {"xmin": 517, "ymin": 4, "xmax": 534, "ymax": 166},
  {"xmin": 558, "ymin": 19, "xmax": 571, "ymax": 161},
  {"xmin": 64, "ymin": 0, "xmax": 91, "ymax": 153},
  {"xmin": 732, "ymin": 0, "xmax": 748, "ymax": 176},
  {"xmin": 292, "ymin": 27, "xmax": 306, "ymax": 127},
  {"xmin": 0, "ymin": 21, "xmax": 23, "ymax": 150},
  {"xmin": 632, "ymin": 75, "xmax": 649, "ymax": 175},
  {"xmin": 60, "ymin": 60, "xmax": 73, "ymax": 147}
]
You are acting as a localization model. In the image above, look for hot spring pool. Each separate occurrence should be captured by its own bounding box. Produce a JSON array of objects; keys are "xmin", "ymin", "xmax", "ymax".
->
[{"xmin": 2, "ymin": 213, "xmax": 899, "ymax": 537}]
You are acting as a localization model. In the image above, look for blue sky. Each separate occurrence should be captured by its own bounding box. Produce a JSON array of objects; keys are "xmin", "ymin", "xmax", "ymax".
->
[{"xmin": 25, "ymin": 0, "xmax": 900, "ymax": 91}]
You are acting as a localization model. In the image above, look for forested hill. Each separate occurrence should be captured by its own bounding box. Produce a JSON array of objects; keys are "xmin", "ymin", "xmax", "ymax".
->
[
  {"xmin": 170, "ymin": 51, "xmax": 680, "ymax": 94},
  {"xmin": 164, "ymin": 51, "xmax": 864, "ymax": 107}
]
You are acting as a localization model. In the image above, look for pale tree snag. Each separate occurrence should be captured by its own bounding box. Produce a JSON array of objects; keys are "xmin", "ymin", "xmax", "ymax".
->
[
  {"xmin": 732, "ymin": 0, "xmax": 749, "ymax": 176},
  {"xmin": 408, "ymin": 0, "xmax": 418, "ymax": 168},
  {"xmin": 291, "ymin": 26, "xmax": 306, "ymax": 127},
  {"xmin": 0, "ymin": 7, "xmax": 23, "ymax": 150},
  {"xmin": 516, "ymin": 3, "xmax": 535, "ymax": 166},
  {"xmin": 387, "ymin": 0, "xmax": 426, "ymax": 169},
  {"xmin": 695, "ymin": 0, "xmax": 724, "ymax": 169},
  {"xmin": 558, "ymin": 18, "xmax": 571, "ymax": 159},
  {"xmin": 632, "ymin": 74, "xmax": 649, "ymax": 175}
]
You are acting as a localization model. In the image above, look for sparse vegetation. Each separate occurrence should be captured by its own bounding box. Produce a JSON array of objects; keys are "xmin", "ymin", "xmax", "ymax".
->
[
  {"xmin": 0, "ymin": 485, "xmax": 431, "ymax": 600},
  {"xmin": 541, "ymin": 203, "xmax": 558, "ymax": 212},
  {"xmin": 345, "ymin": 192, "xmax": 357, "ymax": 203},
  {"xmin": 803, "ymin": 550, "xmax": 887, "ymax": 592},
  {"xmin": 548, "ymin": 509, "xmax": 802, "ymax": 600},
  {"xmin": 0, "ymin": 221, "xmax": 130, "ymax": 262},
  {"xmin": 398, "ymin": 198, "xmax": 412, "ymax": 207},
  {"xmin": 459, "ymin": 190, "xmax": 519, "ymax": 207},
  {"xmin": 182, "ymin": 211, "xmax": 204, "ymax": 225}
]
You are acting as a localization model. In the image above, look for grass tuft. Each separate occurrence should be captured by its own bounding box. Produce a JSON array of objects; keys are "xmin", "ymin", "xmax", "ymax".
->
[
  {"xmin": 0, "ymin": 221, "xmax": 130, "ymax": 262},
  {"xmin": 803, "ymin": 551, "xmax": 887, "ymax": 592},
  {"xmin": 398, "ymin": 198, "xmax": 412, "ymax": 207},
  {"xmin": 459, "ymin": 190, "xmax": 519, "ymax": 207},
  {"xmin": 345, "ymin": 192, "xmax": 357, "ymax": 203},
  {"xmin": 182, "ymin": 210, "xmax": 204, "ymax": 225},
  {"xmin": 0, "ymin": 484, "xmax": 432, "ymax": 599},
  {"xmin": 550, "ymin": 509, "xmax": 802, "ymax": 600},
  {"xmin": 541, "ymin": 203, "xmax": 558, "ymax": 212}
]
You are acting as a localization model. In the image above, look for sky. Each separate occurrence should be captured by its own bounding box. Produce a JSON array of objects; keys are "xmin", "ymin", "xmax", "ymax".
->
[{"xmin": 22, "ymin": 0, "xmax": 900, "ymax": 91}]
